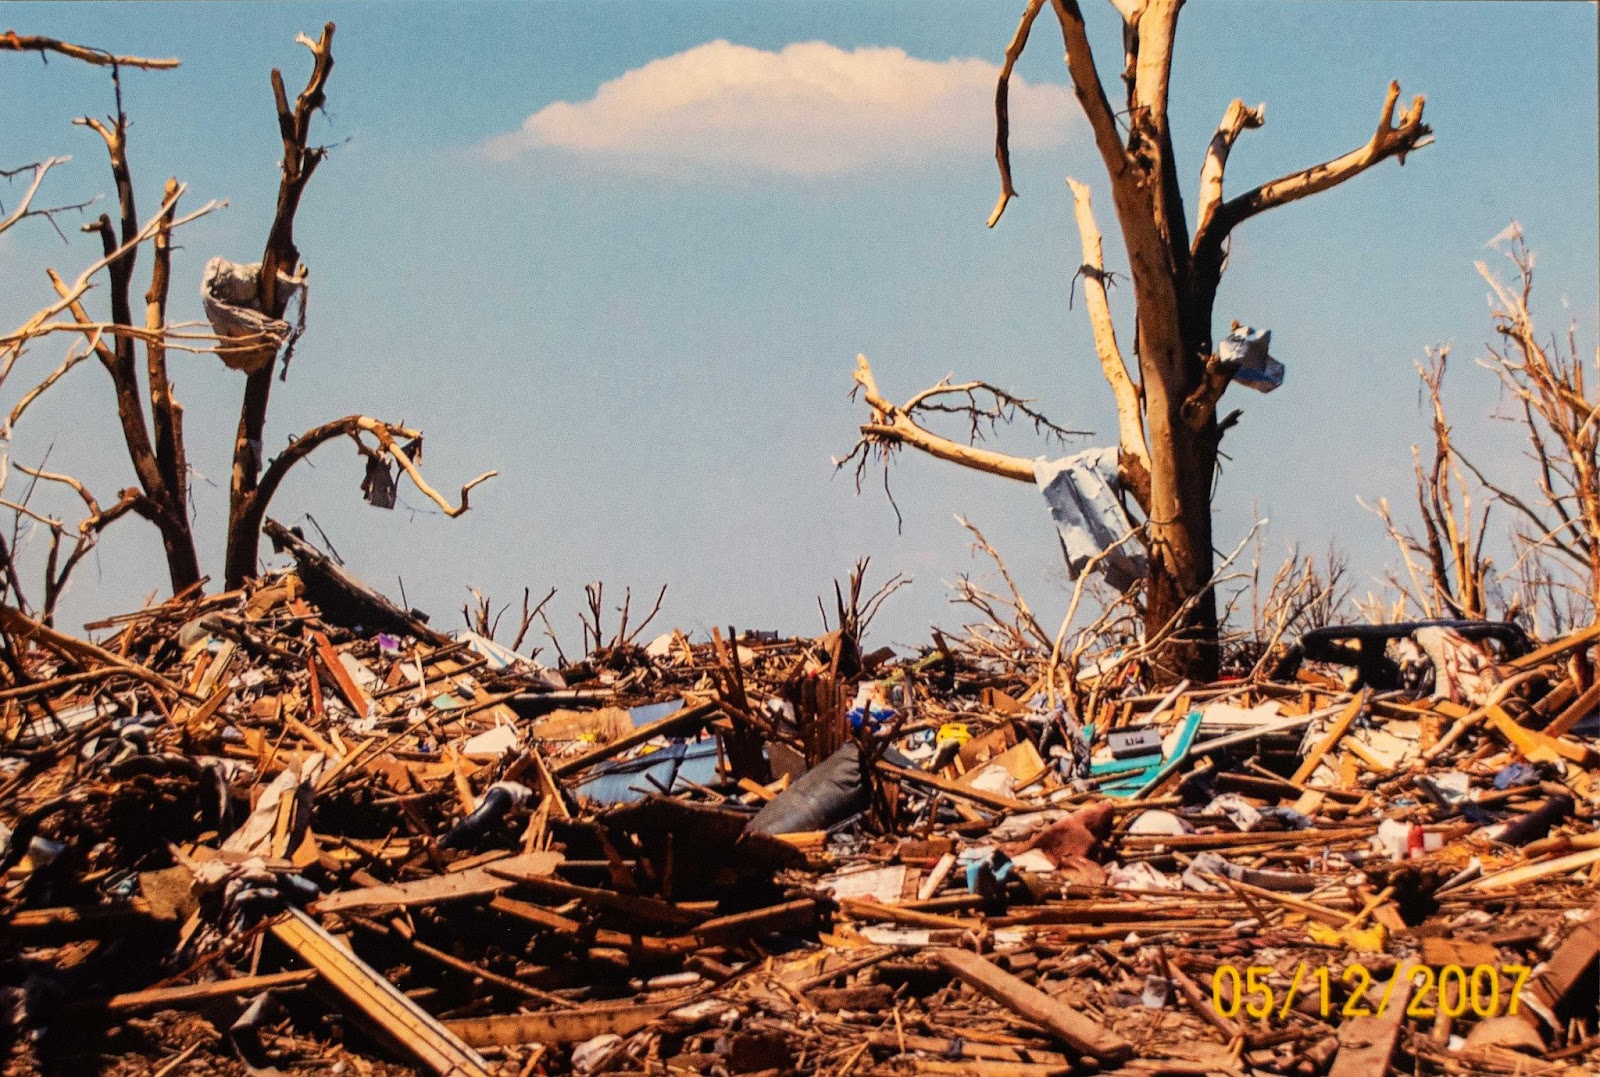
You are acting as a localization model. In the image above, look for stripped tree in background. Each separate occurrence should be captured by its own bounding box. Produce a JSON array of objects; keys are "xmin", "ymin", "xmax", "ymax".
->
[
  {"xmin": 844, "ymin": 1, "xmax": 1431, "ymax": 680},
  {"xmin": 0, "ymin": 27, "xmax": 494, "ymax": 621},
  {"xmin": 1371, "ymin": 228, "xmax": 1600, "ymax": 637}
]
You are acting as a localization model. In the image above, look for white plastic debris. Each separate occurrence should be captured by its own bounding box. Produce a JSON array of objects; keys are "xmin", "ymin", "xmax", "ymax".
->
[{"xmin": 571, "ymin": 1034, "xmax": 623, "ymax": 1073}]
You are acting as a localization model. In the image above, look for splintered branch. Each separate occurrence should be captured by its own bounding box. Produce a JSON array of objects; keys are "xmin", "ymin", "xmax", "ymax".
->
[
  {"xmin": 260, "ymin": 24, "xmax": 334, "ymax": 310},
  {"xmin": 5, "ymin": 463, "xmax": 142, "ymax": 623},
  {"xmin": 2, "ymin": 186, "xmax": 216, "ymax": 367},
  {"xmin": 1065, "ymin": 177, "xmax": 1149, "ymax": 503},
  {"xmin": 1049, "ymin": 1, "xmax": 1131, "ymax": 206},
  {"xmin": 145, "ymin": 176, "xmax": 185, "ymax": 509},
  {"xmin": 227, "ymin": 23, "xmax": 336, "ymax": 588},
  {"xmin": 5, "ymin": 342, "xmax": 92, "ymax": 438},
  {"xmin": 251, "ymin": 415, "xmax": 496, "ymax": 525},
  {"xmin": 1472, "ymin": 228, "xmax": 1600, "ymax": 608},
  {"xmin": 987, "ymin": 0, "xmax": 1047, "ymax": 227},
  {"xmin": 0, "ymin": 157, "xmax": 97, "ymax": 240},
  {"xmin": 840, "ymin": 354, "xmax": 1073, "ymax": 486},
  {"xmin": 371, "ymin": 428, "xmax": 497, "ymax": 518},
  {"xmin": 1198, "ymin": 81, "xmax": 1431, "ymax": 249},
  {"xmin": 955, "ymin": 516, "xmax": 1051, "ymax": 651},
  {"xmin": 0, "ymin": 31, "xmax": 180, "ymax": 70},
  {"xmin": 1191, "ymin": 99, "xmax": 1265, "ymax": 249}
]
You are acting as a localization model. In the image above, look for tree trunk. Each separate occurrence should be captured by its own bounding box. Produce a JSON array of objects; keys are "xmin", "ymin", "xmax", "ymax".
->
[
  {"xmin": 155, "ymin": 509, "xmax": 203, "ymax": 594},
  {"xmin": 1143, "ymin": 417, "xmax": 1219, "ymax": 682},
  {"xmin": 1139, "ymin": 309, "xmax": 1222, "ymax": 683}
]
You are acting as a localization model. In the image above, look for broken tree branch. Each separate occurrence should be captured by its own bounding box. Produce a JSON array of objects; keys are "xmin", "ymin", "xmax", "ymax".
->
[
  {"xmin": 843, "ymin": 355, "xmax": 1047, "ymax": 485},
  {"xmin": 1201, "ymin": 81, "xmax": 1431, "ymax": 245},
  {"xmin": 987, "ymin": 0, "xmax": 1047, "ymax": 227},
  {"xmin": 1065, "ymin": 176, "xmax": 1149, "ymax": 504}
]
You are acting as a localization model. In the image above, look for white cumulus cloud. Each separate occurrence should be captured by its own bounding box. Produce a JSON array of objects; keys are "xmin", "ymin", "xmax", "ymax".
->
[{"xmin": 481, "ymin": 40, "xmax": 1077, "ymax": 177}]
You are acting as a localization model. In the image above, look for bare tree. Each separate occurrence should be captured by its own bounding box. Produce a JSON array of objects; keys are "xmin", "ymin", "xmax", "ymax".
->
[
  {"xmin": 1, "ymin": 27, "xmax": 493, "ymax": 615},
  {"xmin": 1473, "ymin": 228, "xmax": 1600, "ymax": 616},
  {"xmin": 844, "ymin": 2, "xmax": 1431, "ymax": 679},
  {"xmin": 1363, "ymin": 348, "xmax": 1494, "ymax": 621},
  {"xmin": 1364, "ymin": 227, "xmax": 1596, "ymax": 637}
]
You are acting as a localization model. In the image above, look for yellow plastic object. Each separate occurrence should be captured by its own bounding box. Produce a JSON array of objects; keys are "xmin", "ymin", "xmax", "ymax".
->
[
  {"xmin": 936, "ymin": 723, "xmax": 971, "ymax": 747},
  {"xmin": 1308, "ymin": 921, "xmax": 1387, "ymax": 953}
]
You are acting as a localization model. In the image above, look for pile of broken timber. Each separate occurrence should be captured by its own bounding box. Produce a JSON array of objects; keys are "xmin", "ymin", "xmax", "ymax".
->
[{"xmin": 6, "ymin": 572, "xmax": 1600, "ymax": 1076}]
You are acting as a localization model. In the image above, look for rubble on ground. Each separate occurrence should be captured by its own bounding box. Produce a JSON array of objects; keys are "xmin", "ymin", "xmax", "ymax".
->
[{"xmin": 6, "ymin": 557, "xmax": 1600, "ymax": 1076}]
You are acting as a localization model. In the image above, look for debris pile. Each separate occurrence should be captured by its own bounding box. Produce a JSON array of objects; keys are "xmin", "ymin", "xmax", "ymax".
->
[{"xmin": 6, "ymin": 553, "xmax": 1600, "ymax": 1076}]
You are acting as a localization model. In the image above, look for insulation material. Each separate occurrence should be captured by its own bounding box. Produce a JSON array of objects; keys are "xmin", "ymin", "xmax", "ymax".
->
[
  {"xmin": 1033, "ymin": 447, "xmax": 1147, "ymax": 592},
  {"xmin": 201, "ymin": 257, "xmax": 301, "ymax": 375},
  {"xmin": 1219, "ymin": 324, "xmax": 1285, "ymax": 393}
]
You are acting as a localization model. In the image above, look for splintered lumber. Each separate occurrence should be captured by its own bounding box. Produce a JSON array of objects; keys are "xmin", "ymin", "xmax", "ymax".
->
[
  {"xmin": 270, "ymin": 907, "xmax": 492, "ymax": 1077},
  {"xmin": 91, "ymin": 970, "xmax": 319, "ymax": 1013},
  {"xmin": 7, "ymin": 900, "xmax": 155, "ymax": 942},
  {"xmin": 444, "ymin": 998, "xmax": 679, "ymax": 1047},
  {"xmin": 484, "ymin": 864, "xmax": 707, "ymax": 928},
  {"xmin": 310, "ymin": 629, "xmax": 370, "ymax": 718},
  {"xmin": 550, "ymin": 699, "xmax": 720, "ymax": 778},
  {"xmin": 690, "ymin": 897, "xmax": 820, "ymax": 945},
  {"xmin": 0, "ymin": 602, "xmax": 187, "ymax": 698},
  {"xmin": 1327, "ymin": 963, "xmax": 1417, "ymax": 1077},
  {"xmin": 929, "ymin": 947, "xmax": 1133, "ymax": 1063},
  {"xmin": 310, "ymin": 851, "xmax": 563, "ymax": 914},
  {"xmin": 1471, "ymin": 847, "xmax": 1600, "ymax": 892},
  {"xmin": 1509, "ymin": 622, "xmax": 1600, "ymax": 671},
  {"xmin": 876, "ymin": 760, "xmax": 1034, "ymax": 813},
  {"xmin": 1290, "ymin": 690, "xmax": 1367, "ymax": 784},
  {"xmin": 841, "ymin": 898, "xmax": 973, "ymax": 930},
  {"xmin": 895, "ymin": 1062, "xmax": 1069, "ymax": 1077},
  {"xmin": 863, "ymin": 1032, "xmax": 1068, "ymax": 1065},
  {"xmin": 1545, "ymin": 680, "xmax": 1600, "ymax": 737},
  {"xmin": 1520, "ymin": 912, "xmax": 1600, "ymax": 1026},
  {"xmin": 1119, "ymin": 826, "xmax": 1375, "ymax": 850},
  {"xmin": 1485, "ymin": 706, "xmax": 1593, "ymax": 765}
]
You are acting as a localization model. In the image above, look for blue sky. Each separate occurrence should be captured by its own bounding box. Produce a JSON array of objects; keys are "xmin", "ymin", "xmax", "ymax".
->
[{"xmin": 1, "ymin": 2, "xmax": 1596, "ymax": 651}]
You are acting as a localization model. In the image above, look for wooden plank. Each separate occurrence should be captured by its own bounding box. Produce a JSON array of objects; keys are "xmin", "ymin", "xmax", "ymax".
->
[
  {"xmin": 876, "ymin": 761, "xmax": 1034, "ymax": 813},
  {"xmin": 94, "ymin": 970, "xmax": 318, "ymax": 1013},
  {"xmin": 551, "ymin": 699, "xmax": 720, "ymax": 778},
  {"xmin": 1471, "ymin": 847, "xmax": 1600, "ymax": 891},
  {"xmin": 485, "ymin": 865, "xmax": 706, "ymax": 929},
  {"xmin": 310, "ymin": 629, "xmax": 370, "ymax": 719},
  {"xmin": 1546, "ymin": 681, "xmax": 1600, "ymax": 738},
  {"xmin": 1328, "ymin": 963, "xmax": 1417, "ymax": 1077},
  {"xmin": 270, "ymin": 908, "xmax": 492, "ymax": 1077},
  {"xmin": 7, "ymin": 899, "xmax": 154, "ymax": 942},
  {"xmin": 930, "ymin": 947, "xmax": 1132, "ymax": 1062},
  {"xmin": 445, "ymin": 999, "xmax": 679, "ymax": 1048},
  {"xmin": 1509, "ymin": 623, "xmax": 1600, "ymax": 671},
  {"xmin": 1291, "ymin": 690, "xmax": 1367, "ymax": 784},
  {"xmin": 311, "ymin": 851, "xmax": 563, "ymax": 915}
]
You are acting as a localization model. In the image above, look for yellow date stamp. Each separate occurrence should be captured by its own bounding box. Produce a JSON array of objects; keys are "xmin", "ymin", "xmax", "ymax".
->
[{"xmin": 1210, "ymin": 962, "xmax": 1530, "ymax": 1021}]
